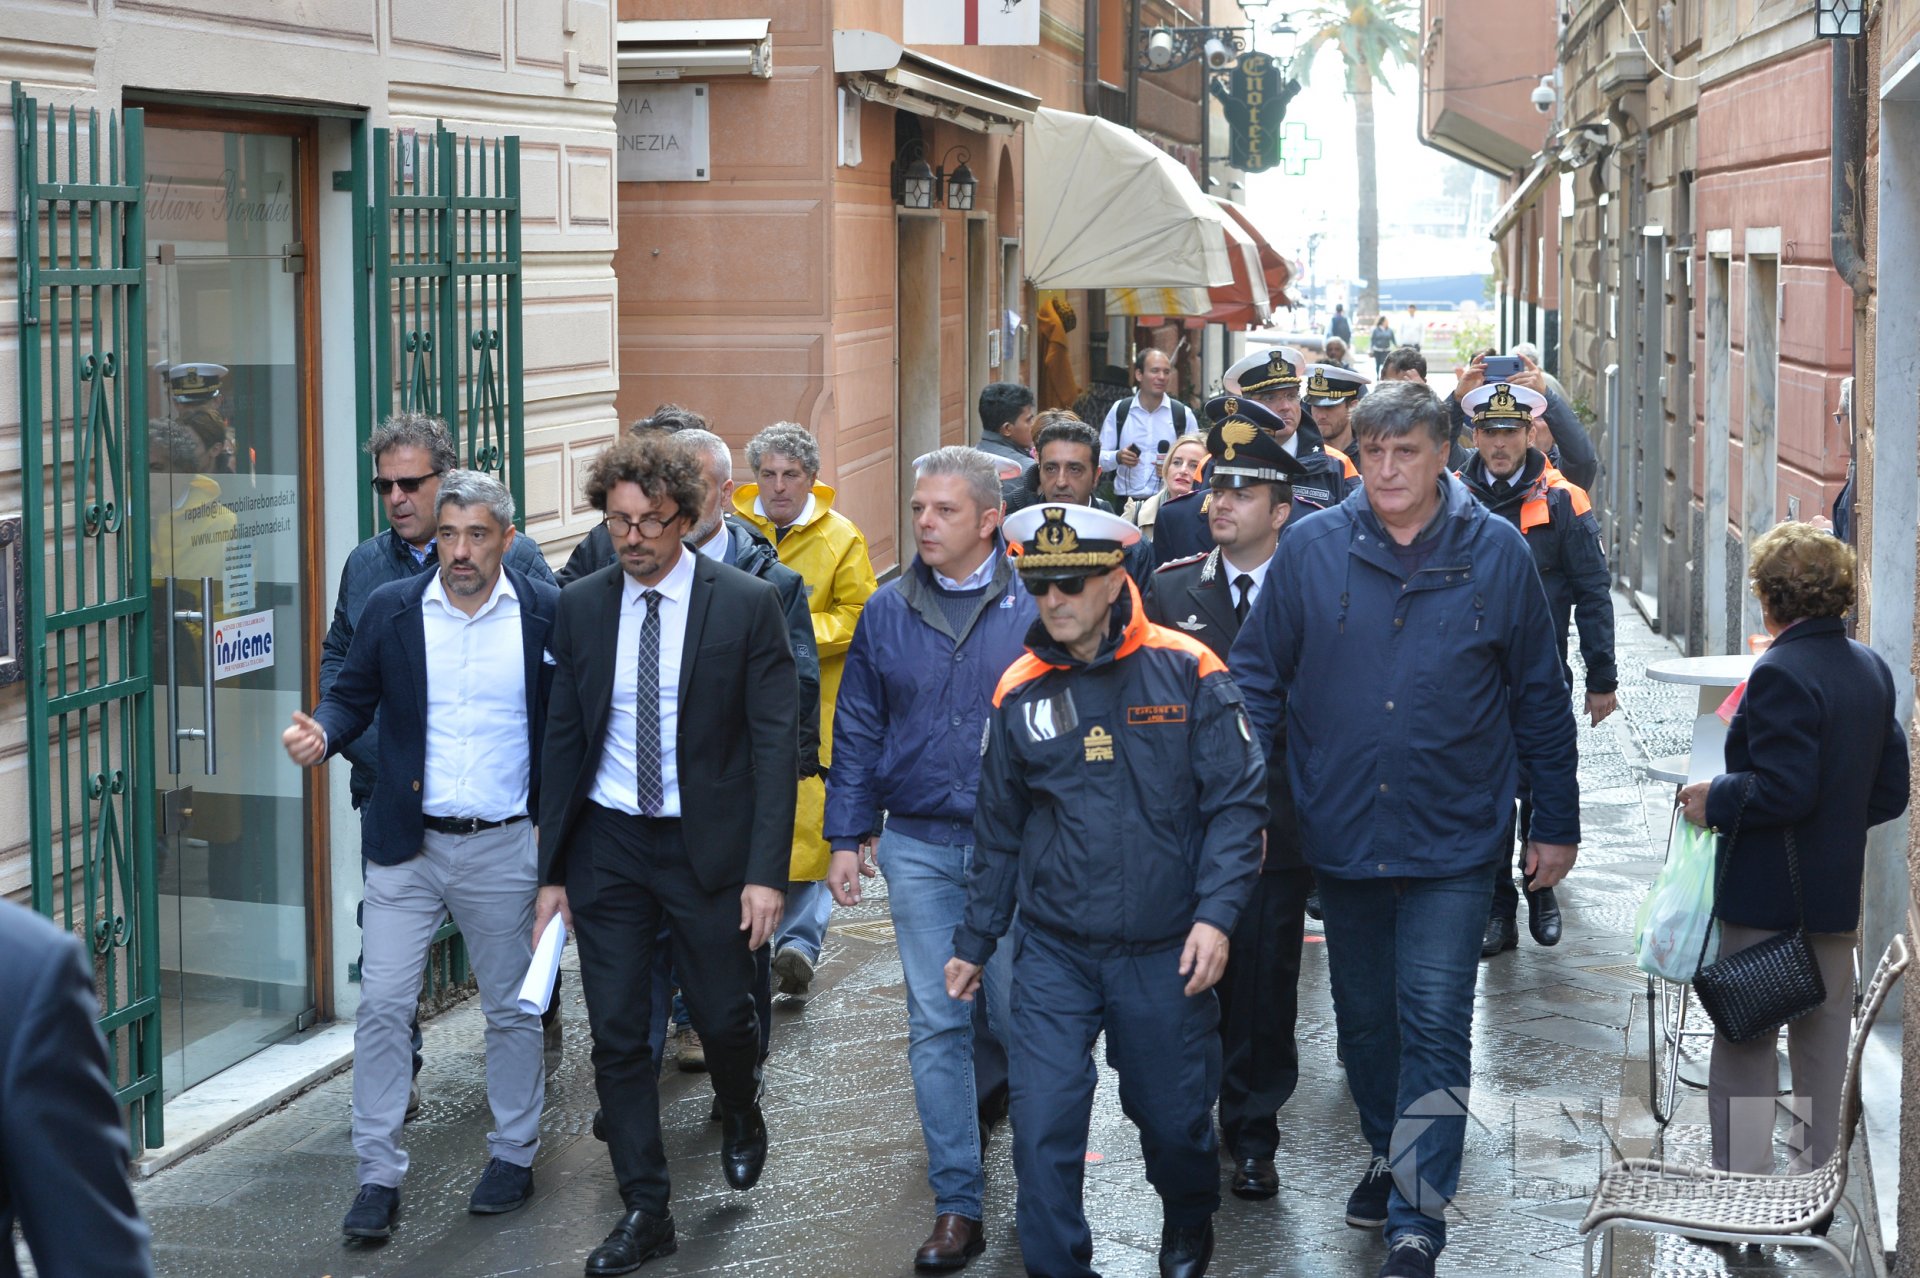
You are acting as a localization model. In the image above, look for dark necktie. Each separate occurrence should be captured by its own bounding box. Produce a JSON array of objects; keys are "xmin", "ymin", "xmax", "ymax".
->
[
  {"xmin": 634, "ymin": 589, "xmax": 664, "ymax": 816},
  {"xmin": 1234, "ymin": 573, "xmax": 1255, "ymax": 625},
  {"xmin": 1491, "ymin": 478, "xmax": 1513, "ymax": 499}
]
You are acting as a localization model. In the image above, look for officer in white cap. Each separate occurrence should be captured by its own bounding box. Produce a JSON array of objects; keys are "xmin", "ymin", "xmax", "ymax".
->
[
  {"xmin": 1302, "ymin": 363, "xmax": 1371, "ymax": 460},
  {"xmin": 1456, "ymin": 382, "xmax": 1615, "ymax": 960},
  {"xmin": 948, "ymin": 501, "xmax": 1264, "ymax": 1278}
]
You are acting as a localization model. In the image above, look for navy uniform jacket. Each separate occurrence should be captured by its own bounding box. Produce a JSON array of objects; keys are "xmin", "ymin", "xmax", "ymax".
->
[
  {"xmin": 1153, "ymin": 415, "xmax": 1356, "ymax": 566},
  {"xmin": 1143, "ymin": 546, "xmax": 1303, "ymax": 871},
  {"xmin": 1457, "ymin": 448, "xmax": 1617, "ymax": 694},
  {"xmin": 1704, "ymin": 617, "xmax": 1909, "ymax": 933},
  {"xmin": 953, "ymin": 580, "xmax": 1266, "ymax": 964},
  {"xmin": 0, "ymin": 902, "xmax": 152, "ymax": 1278},
  {"xmin": 311, "ymin": 564, "xmax": 560, "ymax": 865}
]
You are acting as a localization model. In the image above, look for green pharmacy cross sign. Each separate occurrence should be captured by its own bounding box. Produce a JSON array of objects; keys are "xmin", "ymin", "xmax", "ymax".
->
[
  {"xmin": 1280, "ymin": 121, "xmax": 1322, "ymax": 177},
  {"xmin": 1215, "ymin": 53, "xmax": 1299, "ymax": 174}
]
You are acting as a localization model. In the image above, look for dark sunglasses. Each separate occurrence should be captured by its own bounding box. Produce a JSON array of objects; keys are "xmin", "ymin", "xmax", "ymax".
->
[
  {"xmin": 1026, "ymin": 575, "xmax": 1095, "ymax": 597},
  {"xmin": 370, "ymin": 471, "xmax": 442, "ymax": 496}
]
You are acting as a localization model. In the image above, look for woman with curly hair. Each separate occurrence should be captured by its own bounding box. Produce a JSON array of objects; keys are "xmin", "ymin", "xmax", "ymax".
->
[{"xmin": 1678, "ymin": 522, "xmax": 1909, "ymax": 1178}]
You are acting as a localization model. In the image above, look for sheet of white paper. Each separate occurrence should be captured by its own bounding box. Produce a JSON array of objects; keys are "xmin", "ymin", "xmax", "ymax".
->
[{"xmin": 516, "ymin": 914, "xmax": 567, "ymax": 1016}]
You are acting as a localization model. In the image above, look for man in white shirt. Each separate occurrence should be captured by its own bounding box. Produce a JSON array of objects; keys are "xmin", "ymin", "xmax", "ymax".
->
[
  {"xmin": 1099, "ymin": 348, "xmax": 1193, "ymax": 501},
  {"xmin": 284, "ymin": 470, "xmax": 561, "ymax": 1239}
]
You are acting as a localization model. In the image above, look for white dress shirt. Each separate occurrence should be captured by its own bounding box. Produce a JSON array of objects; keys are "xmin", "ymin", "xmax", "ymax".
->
[
  {"xmin": 420, "ymin": 570, "xmax": 529, "ymax": 820},
  {"xmin": 1220, "ymin": 551, "xmax": 1272, "ymax": 613},
  {"xmin": 588, "ymin": 548, "xmax": 695, "ymax": 818},
  {"xmin": 694, "ymin": 524, "xmax": 731, "ymax": 563},
  {"xmin": 1100, "ymin": 396, "xmax": 1182, "ymax": 498}
]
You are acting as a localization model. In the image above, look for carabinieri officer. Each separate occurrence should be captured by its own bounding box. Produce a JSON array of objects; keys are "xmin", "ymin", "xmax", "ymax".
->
[{"xmin": 945, "ymin": 503, "xmax": 1265, "ymax": 1278}]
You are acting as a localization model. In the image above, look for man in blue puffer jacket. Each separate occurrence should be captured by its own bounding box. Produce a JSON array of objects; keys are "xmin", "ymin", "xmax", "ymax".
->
[
  {"xmin": 1229, "ymin": 381, "xmax": 1580, "ymax": 1278},
  {"xmin": 824, "ymin": 446, "xmax": 1035, "ymax": 1273}
]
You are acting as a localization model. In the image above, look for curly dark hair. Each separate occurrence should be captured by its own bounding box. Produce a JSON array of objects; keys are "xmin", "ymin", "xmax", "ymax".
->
[
  {"xmin": 1748, "ymin": 521, "xmax": 1855, "ymax": 623},
  {"xmin": 585, "ymin": 431, "xmax": 708, "ymax": 525}
]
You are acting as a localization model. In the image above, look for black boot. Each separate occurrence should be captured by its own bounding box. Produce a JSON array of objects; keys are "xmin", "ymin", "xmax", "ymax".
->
[
  {"xmin": 1527, "ymin": 884, "xmax": 1562, "ymax": 946},
  {"xmin": 1480, "ymin": 914, "xmax": 1518, "ymax": 958}
]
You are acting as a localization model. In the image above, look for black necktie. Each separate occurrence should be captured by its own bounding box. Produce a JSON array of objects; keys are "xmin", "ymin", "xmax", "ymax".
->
[
  {"xmin": 1234, "ymin": 573, "xmax": 1255, "ymax": 624},
  {"xmin": 634, "ymin": 590, "xmax": 664, "ymax": 816},
  {"xmin": 1491, "ymin": 478, "xmax": 1513, "ymax": 499}
]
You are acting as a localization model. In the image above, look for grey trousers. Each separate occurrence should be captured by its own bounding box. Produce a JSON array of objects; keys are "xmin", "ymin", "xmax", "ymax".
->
[
  {"xmin": 353, "ymin": 822, "xmax": 543, "ymax": 1187},
  {"xmin": 1707, "ymin": 925, "xmax": 1856, "ymax": 1175}
]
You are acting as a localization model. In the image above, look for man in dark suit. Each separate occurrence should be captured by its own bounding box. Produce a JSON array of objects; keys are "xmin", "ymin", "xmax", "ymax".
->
[
  {"xmin": 285, "ymin": 470, "xmax": 560, "ymax": 1240},
  {"xmin": 1143, "ymin": 412, "xmax": 1313, "ymax": 1204},
  {"xmin": 537, "ymin": 431, "xmax": 800, "ymax": 1275},
  {"xmin": 0, "ymin": 900, "xmax": 152, "ymax": 1278}
]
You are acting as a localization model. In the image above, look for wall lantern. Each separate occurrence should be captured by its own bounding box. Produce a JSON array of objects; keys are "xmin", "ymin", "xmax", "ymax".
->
[
  {"xmin": 942, "ymin": 148, "xmax": 976, "ymax": 210},
  {"xmin": 1815, "ymin": 0, "xmax": 1863, "ymax": 36},
  {"xmin": 892, "ymin": 139, "xmax": 937, "ymax": 209}
]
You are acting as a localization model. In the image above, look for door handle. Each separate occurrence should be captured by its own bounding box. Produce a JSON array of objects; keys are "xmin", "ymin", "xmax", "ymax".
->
[{"xmin": 168, "ymin": 575, "xmax": 219, "ymax": 775}]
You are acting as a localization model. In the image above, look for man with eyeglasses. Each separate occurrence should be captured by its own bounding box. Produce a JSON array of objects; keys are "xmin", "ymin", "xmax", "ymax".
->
[
  {"xmin": 946, "ymin": 502, "xmax": 1265, "ymax": 1278},
  {"xmin": 320, "ymin": 413, "xmax": 559, "ymax": 1111},
  {"xmin": 538, "ymin": 431, "xmax": 800, "ymax": 1274}
]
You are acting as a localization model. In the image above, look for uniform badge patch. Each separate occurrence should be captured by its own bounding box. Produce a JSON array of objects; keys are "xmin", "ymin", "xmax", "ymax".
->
[
  {"xmin": 1236, "ymin": 709, "xmax": 1253, "ymax": 743},
  {"xmin": 1176, "ymin": 614, "xmax": 1207, "ymax": 632},
  {"xmin": 1127, "ymin": 704, "xmax": 1188, "ymax": 726},
  {"xmin": 1083, "ymin": 725, "xmax": 1115, "ymax": 762}
]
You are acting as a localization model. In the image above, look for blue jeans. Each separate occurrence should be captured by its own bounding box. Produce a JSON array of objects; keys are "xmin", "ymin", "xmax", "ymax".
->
[
  {"xmin": 772, "ymin": 877, "xmax": 834, "ymax": 963},
  {"xmin": 1317, "ymin": 868, "xmax": 1492, "ymax": 1253},
  {"xmin": 878, "ymin": 829, "xmax": 1011, "ymax": 1220}
]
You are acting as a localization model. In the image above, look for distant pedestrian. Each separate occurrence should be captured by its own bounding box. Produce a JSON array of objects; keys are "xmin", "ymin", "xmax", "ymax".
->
[
  {"xmin": 288, "ymin": 470, "xmax": 559, "ymax": 1240},
  {"xmin": 1678, "ymin": 524, "xmax": 1908, "ymax": 1178},
  {"xmin": 949, "ymin": 502, "xmax": 1265, "ymax": 1278},
  {"xmin": 828, "ymin": 446, "xmax": 1034, "ymax": 1271},
  {"xmin": 733, "ymin": 423, "xmax": 879, "ymax": 1003},
  {"xmin": 1328, "ymin": 304, "xmax": 1352, "ymax": 342},
  {"xmin": 1324, "ymin": 336, "xmax": 1354, "ymax": 369},
  {"xmin": 1370, "ymin": 316, "xmax": 1396, "ymax": 374},
  {"xmin": 538, "ymin": 431, "xmax": 800, "ymax": 1273},
  {"xmin": 1400, "ymin": 303, "xmax": 1425, "ymax": 351},
  {"xmin": 0, "ymin": 900, "xmax": 153, "ymax": 1278},
  {"xmin": 1098, "ymin": 348, "xmax": 1192, "ymax": 503},
  {"xmin": 976, "ymin": 382, "xmax": 1038, "ymax": 502},
  {"xmin": 1230, "ymin": 382, "xmax": 1580, "ymax": 1278}
]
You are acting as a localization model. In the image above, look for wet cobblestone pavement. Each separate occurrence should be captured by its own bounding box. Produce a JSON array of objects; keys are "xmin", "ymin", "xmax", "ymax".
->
[{"xmin": 133, "ymin": 594, "xmax": 1888, "ymax": 1277}]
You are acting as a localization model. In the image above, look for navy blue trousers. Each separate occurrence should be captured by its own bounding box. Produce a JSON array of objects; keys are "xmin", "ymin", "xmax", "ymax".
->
[{"xmin": 1008, "ymin": 925, "xmax": 1222, "ymax": 1278}]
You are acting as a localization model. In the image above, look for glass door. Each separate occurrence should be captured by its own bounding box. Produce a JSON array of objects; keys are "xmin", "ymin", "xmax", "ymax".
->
[{"xmin": 145, "ymin": 120, "xmax": 315, "ymax": 1096}]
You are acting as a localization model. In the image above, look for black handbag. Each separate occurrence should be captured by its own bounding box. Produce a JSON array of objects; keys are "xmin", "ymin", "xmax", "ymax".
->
[{"xmin": 1690, "ymin": 778, "xmax": 1827, "ymax": 1043}]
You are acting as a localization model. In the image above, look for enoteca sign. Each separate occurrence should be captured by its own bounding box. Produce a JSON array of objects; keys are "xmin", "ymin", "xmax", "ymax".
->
[{"xmin": 617, "ymin": 84, "xmax": 710, "ymax": 182}]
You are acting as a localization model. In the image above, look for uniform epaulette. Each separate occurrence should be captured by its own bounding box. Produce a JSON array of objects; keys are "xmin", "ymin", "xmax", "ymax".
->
[{"xmin": 1153, "ymin": 551, "xmax": 1209, "ymax": 573}]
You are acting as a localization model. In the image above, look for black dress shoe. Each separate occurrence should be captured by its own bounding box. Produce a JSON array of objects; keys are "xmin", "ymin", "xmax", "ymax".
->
[
  {"xmin": 1305, "ymin": 891, "xmax": 1324, "ymax": 922},
  {"xmin": 586, "ymin": 1209, "xmax": 677, "ymax": 1276},
  {"xmin": 592, "ymin": 1108, "xmax": 608, "ymax": 1142},
  {"xmin": 1230, "ymin": 1157, "xmax": 1278, "ymax": 1200},
  {"xmin": 1159, "ymin": 1220, "xmax": 1214, "ymax": 1278},
  {"xmin": 719, "ymin": 1103, "xmax": 768, "ymax": 1190},
  {"xmin": 1527, "ymin": 884, "xmax": 1563, "ymax": 946},
  {"xmin": 1480, "ymin": 915, "xmax": 1518, "ymax": 958},
  {"xmin": 342, "ymin": 1183, "xmax": 400, "ymax": 1240}
]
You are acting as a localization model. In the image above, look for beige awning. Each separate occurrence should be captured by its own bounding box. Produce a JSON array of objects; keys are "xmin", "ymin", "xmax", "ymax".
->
[
  {"xmin": 833, "ymin": 30, "xmax": 1039, "ymax": 135},
  {"xmin": 1487, "ymin": 154, "xmax": 1554, "ymax": 241},
  {"xmin": 1026, "ymin": 107, "xmax": 1235, "ymax": 292},
  {"xmin": 1105, "ymin": 208, "xmax": 1268, "ymax": 321}
]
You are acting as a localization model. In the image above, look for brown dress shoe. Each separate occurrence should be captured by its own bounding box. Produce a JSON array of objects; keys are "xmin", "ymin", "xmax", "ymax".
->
[{"xmin": 914, "ymin": 1213, "xmax": 985, "ymax": 1270}]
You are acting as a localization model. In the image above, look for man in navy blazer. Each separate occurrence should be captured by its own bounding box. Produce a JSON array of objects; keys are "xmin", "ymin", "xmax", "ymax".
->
[
  {"xmin": 0, "ymin": 900, "xmax": 152, "ymax": 1278},
  {"xmin": 285, "ymin": 470, "xmax": 560, "ymax": 1240}
]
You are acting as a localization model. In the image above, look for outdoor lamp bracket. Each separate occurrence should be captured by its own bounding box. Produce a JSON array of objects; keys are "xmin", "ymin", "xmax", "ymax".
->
[
  {"xmin": 891, "ymin": 140, "xmax": 977, "ymax": 211},
  {"xmin": 1814, "ymin": 0, "xmax": 1863, "ymax": 37},
  {"xmin": 1138, "ymin": 25, "xmax": 1248, "ymax": 73}
]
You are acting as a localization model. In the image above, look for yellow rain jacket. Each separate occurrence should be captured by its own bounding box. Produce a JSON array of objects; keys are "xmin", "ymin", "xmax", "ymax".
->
[{"xmin": 732, "ymin": 482, "xmax": 878, "ymax": 880}]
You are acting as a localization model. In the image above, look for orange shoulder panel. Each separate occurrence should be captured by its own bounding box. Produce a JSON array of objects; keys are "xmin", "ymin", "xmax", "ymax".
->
[
  {"xmin": 1518, "ymin": 496, "xmax": 1551, "ymax": 534},
  {"xmin": 1133, "ymin": 623, "xmax": 1229, "ymax": 680},
  {"xmin": 993, "ymin": 652, "xmax": 1060, "ymax": 707},
  {"xmin": 1337, "ymin": 451, "xmax": 1359, "ymax": 479},
  {"xmin": 1551, "ymin": 475, "xmax": 1593, "ymax": 516}
]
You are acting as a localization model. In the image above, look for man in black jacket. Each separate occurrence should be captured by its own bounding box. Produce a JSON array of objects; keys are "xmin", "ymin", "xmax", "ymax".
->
[
  {"xmin": 948, "ymin": 502, "xmax": 1264, "ymax": 1278},
  {"xmin": 1456, "ymin": 382, "xmax": 1616, "ymax": 956},
  {"xmin": 0, "ymin": 901, "xmax": 152, "ymax": 1278},
  {"xmin": 1144, "ymin": 419, "xmax": 1313, "ymax": 1204},
  {"xmin": 1004, "ymin": 415, "xmax": 1155, "ymax": 591},
  {"xmin": 537, "ymin": 432, "xmax": 799, "ymax": 1275}
]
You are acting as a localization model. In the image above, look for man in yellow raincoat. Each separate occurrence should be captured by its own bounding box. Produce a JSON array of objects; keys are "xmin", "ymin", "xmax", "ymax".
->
[{"xmin": 733, "ymin": 423, "xmax": 878, "ymax": 1001}]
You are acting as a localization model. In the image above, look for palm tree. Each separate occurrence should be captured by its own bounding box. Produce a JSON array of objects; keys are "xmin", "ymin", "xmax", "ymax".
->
[{"xmin": 1290, "ymin": 1, "xmax": 1419, "ymax": 321}]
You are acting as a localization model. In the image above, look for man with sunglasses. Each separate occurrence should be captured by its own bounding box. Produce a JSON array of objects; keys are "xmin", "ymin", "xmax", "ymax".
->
[
  {"xmin": 320, "ymin": 413, "xmax": 559, "ymax": 1110},
  {"xmin": 946, "ymin": 503, "xmax": 1265, "ymax": 1278}
]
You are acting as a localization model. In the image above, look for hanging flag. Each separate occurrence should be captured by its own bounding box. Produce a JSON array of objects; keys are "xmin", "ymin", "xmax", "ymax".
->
[{"xmin": 904, "ymin": 0, "xmax": 1041, "ymax": 46}]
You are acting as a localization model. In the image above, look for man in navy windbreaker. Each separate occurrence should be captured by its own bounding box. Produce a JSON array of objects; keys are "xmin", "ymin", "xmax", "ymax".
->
[
  {"xmin": 1228, "ymin": 381, "xmax": 1580, "ymax": 1278},
  {"xmin": 824, "ymin": 446, "xmax": 1035, "ymax": 1273}
]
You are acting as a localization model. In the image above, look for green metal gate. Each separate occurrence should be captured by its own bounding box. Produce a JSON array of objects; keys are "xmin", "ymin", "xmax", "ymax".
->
[
  {"xmin": 12, "ymin": 84, "xmax": 164, "ymax": 1151},
  {"xmin": 354, "ymin": 123, "xmax": 525, "ymax": 540}
]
